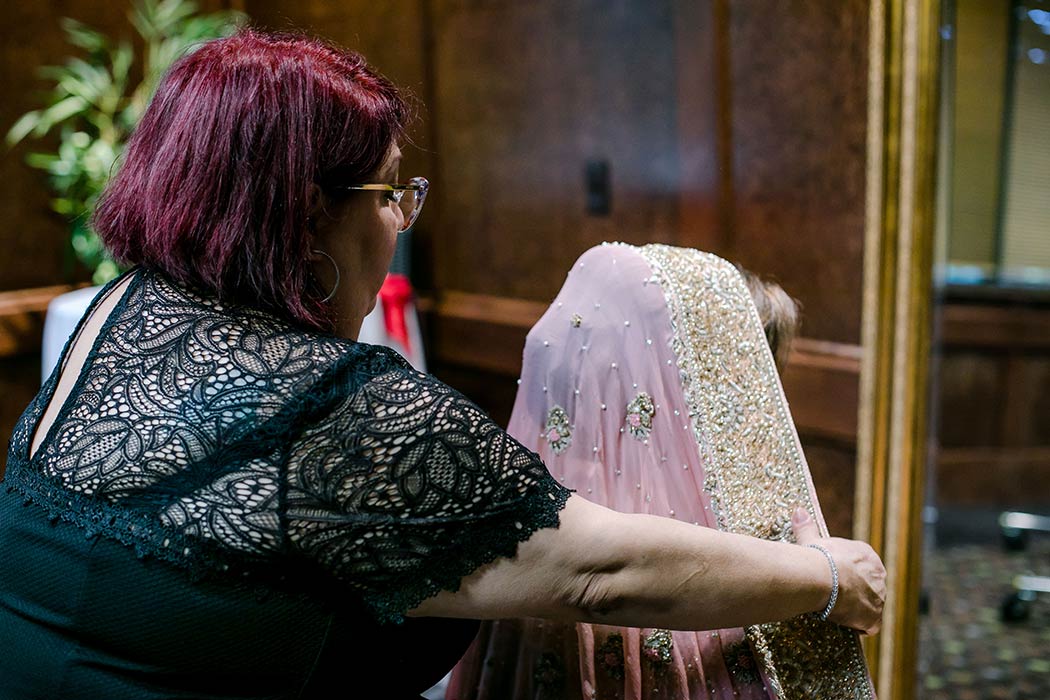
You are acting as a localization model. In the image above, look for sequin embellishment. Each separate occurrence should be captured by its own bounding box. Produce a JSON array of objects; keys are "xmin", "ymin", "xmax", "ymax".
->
[
  {"xmin": 642, "ymin": 629, "xmax": 674, "ymax": 666},
  {"xmin": 724, "ymin": 640, "xmax": 761, "ymax": 683},
  {"xmin": 638, "ymin": 244, "xmax": 873, "ymax": 699},
  {"xmin": 570, "ymin": 313, "xmax": 582, "ymax": 327},
  {"xmin": 544, "ymin": 406, "xmax": 572, "ymax": 454},
  {"xmin": 596, "ymin": 633, "xmax": 626, "ymax": 679},
  {"xmin": 533, "ymin": 652, "xmax": 565, "ymax": 693},
  {"xmin": 625, "ymin": 392, "xmax": 655, "ymax": 441}
]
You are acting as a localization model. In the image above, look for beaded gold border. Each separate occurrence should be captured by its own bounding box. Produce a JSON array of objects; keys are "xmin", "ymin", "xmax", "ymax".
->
[{"xmin": 638, "ymin": 243, "xmax": 874, "ymax": 700}]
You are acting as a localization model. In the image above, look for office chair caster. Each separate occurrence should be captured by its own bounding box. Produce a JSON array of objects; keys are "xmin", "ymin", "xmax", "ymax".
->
[
  {"xmin": 1001, "ymin": 590, "xmax": 1035, "ymax": 622},
  {"xmin": 1001, "ymin": 526, "xmax": 1027, "ymax": 552},
  {"xmin": 999, "ymin": 511, "xmax": 1050, "ymax": 552}
]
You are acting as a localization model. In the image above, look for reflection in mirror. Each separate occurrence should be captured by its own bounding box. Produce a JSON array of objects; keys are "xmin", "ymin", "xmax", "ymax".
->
[{"xmin": 920, "ymin": 0, "xmax": 1050, "ymax": 697}]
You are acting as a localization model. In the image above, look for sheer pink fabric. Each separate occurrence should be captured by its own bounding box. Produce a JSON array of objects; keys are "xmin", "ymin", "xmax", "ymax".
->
[{"xmin": 447, "ymin": 244, "xmax": 773, "ymax": 700}]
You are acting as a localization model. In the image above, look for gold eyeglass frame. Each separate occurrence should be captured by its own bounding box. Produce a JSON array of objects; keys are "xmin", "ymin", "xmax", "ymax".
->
[{"xmin": 340, "ymin": 176, "xmax": 429, "ymax": 232}]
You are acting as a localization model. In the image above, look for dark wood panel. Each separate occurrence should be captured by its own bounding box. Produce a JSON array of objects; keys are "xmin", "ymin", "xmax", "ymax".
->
[
  {"xmin": 422, "ymin": 292, "xmax": 544, "ymax": 376},
  {"xmin": 940, "ymin": 303, "xmax": 1050, "ymax": 350},
  {"xmin": 672, "ymin": 0, "xmax": 731, "ymax": 253},
  {"xmin": 781, "ymin": 338, "xmax": 862, "ymax": 443},
  {"xmin": 936, "ymin": 353, "xmax": 1050, "ymax": 449},
  {"xmin": 800, "ymin": 437, "xmax": 857, "ymax": 537},
  {"xmin": 721, "ymin": 0, "xmax": 870, "ymax": 345},
  {"xmin": 936, "ymin": 301, "xmax": 1050, "ymax": 450},
  {"xmin": 426, "ymin": 0, "xmax": 682, "ymax": 301},
  {"xmin": 936, "ymin": 352, "xmax": 1005, "ymax": 448},
  {"xmin": 934, "ymin": 299, "xmax": 1050, "ymax": 505},
  {"xmin": 936, "ymin": 447, "xmax": 1050, "ymax": 507},
  {"xmin": 0, "ymin": 284, "xmax": 78, "ymax": 358}
]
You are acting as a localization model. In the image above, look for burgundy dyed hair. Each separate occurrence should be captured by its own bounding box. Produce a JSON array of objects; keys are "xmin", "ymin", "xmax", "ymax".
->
[{"xmin": 94, "ymin": 29, "xmax": 409, "ymax": 331}]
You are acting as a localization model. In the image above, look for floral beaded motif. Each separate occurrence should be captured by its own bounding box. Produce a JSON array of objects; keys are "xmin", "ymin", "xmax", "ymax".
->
[
  {"xmin": 642, "ymin": 629, "xmax": 674, "ymax": 666},
  {"xmin": 724, "ymin": 640, "xmax": 761, "ymax": 683},
  {"xmin": 570, "ymin": 313, "xmax": 582, "ymax": 328},
  {"xmin": 543, "ymin": 406, "xmax": 573, "ymax": 454},
  {"xmin": 533, "ymin": 652, "xmax": 565, "ymax": 693},
  {"xmin": 596, "ymin": 633, "xmax": 626, "ymax": 679},
  {"xmin": 625, "ymin": 392, "xmax": 655, "ymax": 441}
]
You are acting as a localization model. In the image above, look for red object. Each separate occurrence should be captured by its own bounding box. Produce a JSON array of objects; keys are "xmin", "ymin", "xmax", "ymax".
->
[{"xmin": 378, "ymin": 273, "xmax": 414, "ymax": 354}]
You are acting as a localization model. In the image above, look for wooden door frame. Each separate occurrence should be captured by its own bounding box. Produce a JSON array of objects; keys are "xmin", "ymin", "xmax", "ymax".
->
[{"xmin": 855, "ymin": 0, "xmax": 941, "ymax": 697}]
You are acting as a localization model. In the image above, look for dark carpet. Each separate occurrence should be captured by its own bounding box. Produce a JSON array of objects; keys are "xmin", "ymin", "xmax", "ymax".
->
[{"xmin": 918, "ymin": 525, "xmax": 1050, "ymax": 699}]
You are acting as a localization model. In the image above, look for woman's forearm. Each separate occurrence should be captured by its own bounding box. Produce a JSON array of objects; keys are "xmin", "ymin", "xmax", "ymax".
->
[
  {"xmin": 411, "ymin": 495, "xmax": 834, "ymax": 631},
  {"xmin": 572, "ymin": 508, "xmax": 831, "ymax": 630}
]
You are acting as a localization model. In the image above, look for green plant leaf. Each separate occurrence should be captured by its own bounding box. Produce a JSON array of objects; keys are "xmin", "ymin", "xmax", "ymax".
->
[
  {"xmin": 60, "ymin": 17, "xmax": 109, "ymax": 53},
  {"xmin": 6, "ymin": 110, "xmax": 43, "ymax": 147},
  {"xmin": 37, "ymin": 64, "xmax": 72, "ymax": 82},
  {"xmin": 93, "ymin": 259, "xmax": 122, "ymax": 285},
  {"xmin": 25, "ymin": 152, "xmax": 58, "ymax": 169},
  {"xmin": 18, "ymin": 0, "xmax": 241, "ymax": 285},
  {"xmin": 111, "ymin": 41, "xmax": 134, "ymax": 87},
  {"xmin": 155, "ymin": 0, "xmax": 200, "ymax": 34},
  {"xmin": 31, "ymin": 96, "xmax": 90, "ymax": 137},
  {"xmin": 180, "ymin": 14, "xmax": 239, "ymax": 43},
  {"xmin": 62, "ymin": 58, "xmax": 113, "ymax": 103},
  {"xmin": 50, "ymin": 197, "xmax": 76, "ymax": 215}
]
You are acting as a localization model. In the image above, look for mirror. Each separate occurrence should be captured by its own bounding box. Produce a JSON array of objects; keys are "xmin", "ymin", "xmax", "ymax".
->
[{"xmin": 918, "ymin": 0, "xmax": 1050, "ymax": 698}]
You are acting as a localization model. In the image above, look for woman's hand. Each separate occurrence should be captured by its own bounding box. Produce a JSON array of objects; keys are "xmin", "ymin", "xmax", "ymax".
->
[{"xmin": 792, "ymin": 508, "xmax": 886, "ymax": 635}]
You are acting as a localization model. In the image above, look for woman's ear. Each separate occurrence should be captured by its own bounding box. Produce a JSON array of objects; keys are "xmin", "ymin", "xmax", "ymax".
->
[{"xmin": 306, "ymin": 183, "xmax": 325, "ymax": 222}]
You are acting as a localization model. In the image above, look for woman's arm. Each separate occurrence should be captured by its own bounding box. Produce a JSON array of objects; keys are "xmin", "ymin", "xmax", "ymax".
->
[{"xmin": 408, "ymin": 494, "xmax": 885, "ymax": 635}]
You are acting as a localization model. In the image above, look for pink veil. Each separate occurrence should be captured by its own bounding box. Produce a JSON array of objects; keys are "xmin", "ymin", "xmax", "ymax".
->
[{"xmin": 447, "ymin": 243, "xmax": 873, "ymax": 700}]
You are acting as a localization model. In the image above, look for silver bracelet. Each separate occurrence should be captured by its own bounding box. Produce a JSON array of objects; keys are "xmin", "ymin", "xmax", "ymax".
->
[{"xmin": 806, "ymin": 543, "xmax": 839, "ymax": 621}]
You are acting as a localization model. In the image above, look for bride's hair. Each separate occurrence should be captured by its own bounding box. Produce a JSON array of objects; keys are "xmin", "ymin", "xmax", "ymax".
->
[{"xmin": 738, "ymin": 268, "xmax": 800, "ymax": 372}]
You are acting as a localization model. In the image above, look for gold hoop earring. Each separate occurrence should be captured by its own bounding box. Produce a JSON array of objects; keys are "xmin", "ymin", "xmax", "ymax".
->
[{"xmin": 312, "ymin": 249, "xmax": 340, "ymax": 303}]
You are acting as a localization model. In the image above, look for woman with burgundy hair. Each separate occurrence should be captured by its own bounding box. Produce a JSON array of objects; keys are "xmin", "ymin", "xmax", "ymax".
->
[{"xmin": 0, "ymin": 29, "xmax": 884, "ymax": 700}]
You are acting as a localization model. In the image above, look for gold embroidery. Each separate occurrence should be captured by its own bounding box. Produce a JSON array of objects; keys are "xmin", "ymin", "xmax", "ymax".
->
[
  {"xmin": 543, "ymin": 406, "xmax": 572, "ymax": 455},
  {"xmin": 642, "ymin": 629, "xmax": 674, "ymax": 666},
  {"xmin": 625, "ymin": 392, "xmax": 655, "ymax": 441},
  {"xmin": 637, "ymin": 243, "xmax": 873, "ymax": 700}
]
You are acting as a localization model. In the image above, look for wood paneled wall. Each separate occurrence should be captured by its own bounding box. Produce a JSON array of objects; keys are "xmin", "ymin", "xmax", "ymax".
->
[
  {"xmin": 934, "ymin": 289, "xmax": 1050, "ymax": 507},
  {"xmin": 3, "ymin": 1, "xmax": 873, "ymax": 534},
  {"xmin": 248, "ymin": 0, "xmax": 873, "ymax": 535}
]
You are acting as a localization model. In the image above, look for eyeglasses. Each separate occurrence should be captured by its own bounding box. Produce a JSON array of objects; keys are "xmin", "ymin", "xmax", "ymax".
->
[{"xmin": 340, "ymin": 176, "xmax": 429, "ymax": 233}]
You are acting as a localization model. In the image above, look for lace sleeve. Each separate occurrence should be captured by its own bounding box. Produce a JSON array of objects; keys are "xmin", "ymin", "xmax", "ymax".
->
[{"xmin": 286, "ymin": 363, "xmax": 571, "ymax": 624}]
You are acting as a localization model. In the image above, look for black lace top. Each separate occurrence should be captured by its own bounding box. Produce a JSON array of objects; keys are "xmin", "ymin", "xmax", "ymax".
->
[{"xmin": 4, "ymin": 267, "xmax": 570, "ymax": 625}]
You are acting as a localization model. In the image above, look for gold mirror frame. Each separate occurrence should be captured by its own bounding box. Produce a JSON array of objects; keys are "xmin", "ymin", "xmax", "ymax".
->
[{"xmin": 855, "ymin": 0, "xmax": 941, "ymax": 697}]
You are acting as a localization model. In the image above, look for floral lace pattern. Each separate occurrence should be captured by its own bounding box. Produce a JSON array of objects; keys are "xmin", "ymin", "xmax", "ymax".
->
[
  {"xmin": 4, "ymin": 268, "xmax": 570, "ymax": 621},
  {"xmin": 286, "ymin": 366, "xmax": 571, "ymax": 621}
]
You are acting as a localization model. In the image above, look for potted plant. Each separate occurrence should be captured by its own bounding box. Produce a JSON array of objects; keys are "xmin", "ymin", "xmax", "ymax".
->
[{"xmin": 6, "ymin": 0, "xmax": 243, "ymax": 380}]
